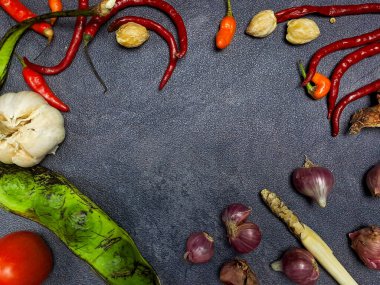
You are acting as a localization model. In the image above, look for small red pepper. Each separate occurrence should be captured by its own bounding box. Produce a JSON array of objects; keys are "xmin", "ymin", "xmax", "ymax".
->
[
  {"xmin": 0, "ymin": 0, "xmax": 54, "ymax": 42},
  {"xmin": 215, "ymin": 0, "xmax": 236, "ymax": 49},
  {"xmin": 299, "ymin": 62, "xmax": 331, "ymax": 100},
  {"xmin": 48, "ymin": 0, "xmax": 63, "ymax": 25},
  {"xmin": 16, "ymin": 54, "xmax": 69, "ymax": 112},
  {"xmin": 303, "ymin": 28, "xmax": 380, "ymax": 86}
]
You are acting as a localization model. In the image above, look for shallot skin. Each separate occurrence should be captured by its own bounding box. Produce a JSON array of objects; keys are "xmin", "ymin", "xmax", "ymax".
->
[
  {"xmin": 349, "ymin": 226, "xmax": 380, "ymax": 270},
  {"xmin": 366, "ymin": 163, "xmax": 380, "ymax": 197}
]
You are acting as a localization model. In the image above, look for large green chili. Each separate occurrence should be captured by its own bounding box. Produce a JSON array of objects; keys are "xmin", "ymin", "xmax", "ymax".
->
[{"xmin": 0, "ymin": 163, "xmax": 160, "ymax": 285}]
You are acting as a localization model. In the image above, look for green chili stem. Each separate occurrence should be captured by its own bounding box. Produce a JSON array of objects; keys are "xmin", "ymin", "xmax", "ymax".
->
[
  {"xmin": 226, "ymin": 0, "xmax": 233, "ymax": 17},
  {"xmin": 298, "ymin": 61, "xmax": 315, "ymax": 95}
]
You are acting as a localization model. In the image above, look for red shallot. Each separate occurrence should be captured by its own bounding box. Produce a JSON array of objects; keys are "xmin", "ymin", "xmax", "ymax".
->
[{"xmin": 184, "ymin": 232, "xmax": 214, "ymax": 264}]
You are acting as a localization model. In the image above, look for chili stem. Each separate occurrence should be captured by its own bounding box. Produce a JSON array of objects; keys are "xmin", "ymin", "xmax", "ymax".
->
[
  {"xmin": 83, "ymin": 45, "xmax": 108, "ymax": 93},
  {"xmin": 226, "ymin": 0, "xmax": 232, "ymax": 16},
  {"xmin": 298, "ymin": 61, "xmax": 314, "ymax": 95}
]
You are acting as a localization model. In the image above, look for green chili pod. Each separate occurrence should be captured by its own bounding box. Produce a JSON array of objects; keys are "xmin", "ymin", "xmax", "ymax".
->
[{"xmin": 0, "ymin": 163, "xmax": 160, "ymax": 285}]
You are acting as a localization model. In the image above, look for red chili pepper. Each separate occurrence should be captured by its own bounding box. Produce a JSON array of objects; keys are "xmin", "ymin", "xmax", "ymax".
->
[
  {"xmin": 23, "ymin": 0, "xmax": 88, "ymax": 75},
  {"xmin": 108, "ymin": 16, "xmax": 179, "ymax": 90},
  {"xmin": 303, "ymin": 28, "xmax": 380, "ymax": 86},
  {"xmin": 83, "ymin": 0, "xmax": 187, "ymax": 58},
  {"xmin": 48, "ymin": 0, "xmax": 63, "ymax": 25},
  {"xmin": 299, "ymin": 62, "xmax": 331, "ymax": 100},
  {"xmin": 327, "ymin": 42, "xmax": 380, "ymax": 119},
  {"xmin": 275, "ymin": 3, "xmax": 380, "ymax": 23},
  {"xmin": 331, "ymin": 79, "xmax": 380, "ymax": 137},
  {"xmin": 215, "ymin": 0, "xmax": 236, "ymax": 49},
  {"xmin": 16, "ymin": 54, "xmax": 69, "ymax": 112},
  {"xmin": 0, "ymin": 0, "xmax": 54, "ymax": 42}
]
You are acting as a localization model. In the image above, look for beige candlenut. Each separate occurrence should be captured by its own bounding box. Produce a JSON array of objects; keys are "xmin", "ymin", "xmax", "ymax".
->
[
  {"xmin": 246, "ymin": 10, "xmax": 277, "ymax": 38},
  {"xmin": 115, "ymin": 22, "xmax": 150, "ymax": 48},
  {"xmin": 0, "ymin": 91, "xmax": 65, "ymax": 167},
  {"xmin": 286, "ymin": 18, "xmax": 320, "ymax": 44}
]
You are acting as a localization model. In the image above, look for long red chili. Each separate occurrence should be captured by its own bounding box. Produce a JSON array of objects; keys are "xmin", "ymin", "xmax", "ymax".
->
[
  {"xmin": 83, "ymin": 0, "xmax": 187, "ymax": 58},
  {"xmin": 331, "ymin": 79, "xmax": 380, "ymax": 137},
  {"xmin": 327, "ymin": 42, "xmax": 380, "ymax": 119},
  {"xmin": 16, "ymin": 54, "xmax": 69, "ymax": 112},
  {"xmin": 0, "ymin": 0, "xmax": 54, "ymax": 42},
  {"xmin": 275, "ymin": 3, "xmax": 380, "ymax": 23},
  {"xmin": 22, "ymin": 0, "xmax": 88, "ymax": 75},
  {"xmin": 108, "ymin": 16, "xmax": 178, "ymax": 90},
  {"xmin": 303, "ymin": 28, "xmax": 380, "ymax": 86}
]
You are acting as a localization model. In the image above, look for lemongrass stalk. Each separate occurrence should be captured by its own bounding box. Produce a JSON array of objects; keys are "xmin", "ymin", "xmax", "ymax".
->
[{"xmin": 260, "ymin": 189, "xmax": 358, "ymax": 285}]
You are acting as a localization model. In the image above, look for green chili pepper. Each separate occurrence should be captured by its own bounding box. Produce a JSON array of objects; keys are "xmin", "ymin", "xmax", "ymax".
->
[
  {"xmin": 0, "ymin": 163, "xmax": 160, "ymax": 285},
  {"xmin": 0, "ymin": 4, "xmax": 106, "ymax": 90}
]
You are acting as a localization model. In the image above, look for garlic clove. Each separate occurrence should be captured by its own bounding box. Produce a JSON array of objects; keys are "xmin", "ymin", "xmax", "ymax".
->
[
  {"xmin": 286, "ymin": 18, "xmax": 320, "ymax": 45},
  {"xmin": 246, "ymin": 10, "xmax": 277, "ymax": 38}
]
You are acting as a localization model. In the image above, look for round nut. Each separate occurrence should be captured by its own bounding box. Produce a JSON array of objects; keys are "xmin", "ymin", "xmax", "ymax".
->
[
  {"xmin": 286, "ymin": 18, "xmax": 320, "ymax": 45},
  {"xmin": 115, "ymin": 22, "xmax": 150, "ymax": 48},
  {"xmin": 246, "ymin": 10, "xmax": 277, "ymax": 38}
]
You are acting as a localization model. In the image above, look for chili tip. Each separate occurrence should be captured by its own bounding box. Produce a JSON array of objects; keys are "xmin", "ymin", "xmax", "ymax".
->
[{"xmin": 43, "ymin": 28, "xmax": 54, "ymax": 44}]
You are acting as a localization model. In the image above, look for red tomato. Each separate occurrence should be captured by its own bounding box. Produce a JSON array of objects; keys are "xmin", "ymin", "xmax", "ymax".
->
[{"xmin": 0, "ymin": 231, "xmax": 53, "ymax": 285}]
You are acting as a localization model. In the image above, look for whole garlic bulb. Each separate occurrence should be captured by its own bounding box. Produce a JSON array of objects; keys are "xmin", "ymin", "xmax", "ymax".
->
[
  {"xmin": 0, "ymin": 91, "xmax": 65, "ymax": 167},
  {"xmin": 286, "ymin": 18, "xmax": 320, "ymax": 45},
  {"xmin": 246, "ymin": 10, "xmax": 277, "ymax": 38},
  {"xmin": 116, "ymin": 22, "xmax": 150, "ymax": 48}
]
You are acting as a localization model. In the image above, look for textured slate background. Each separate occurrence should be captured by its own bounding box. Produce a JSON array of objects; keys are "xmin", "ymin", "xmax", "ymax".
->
[{"xmin": 0, "ymin": 0, "xmax": 379, "ymax": 284}]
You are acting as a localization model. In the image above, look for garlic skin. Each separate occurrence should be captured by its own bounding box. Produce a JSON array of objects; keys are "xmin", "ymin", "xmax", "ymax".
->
[
  {"xmin": 116, "ymin": 22, "xmax": 150, "ymax": 48},
  {"xmin": 286, "ymin": 18, "xmax": 320, "ymax": 45},
  {"xmin": 246, "ymin": 10, "xmax": 277, "ymax": 38},
  {"xmin": 0, "ymin": 91, "xmax": 65, "ymax": 167},
  {"xmin": 349, "ymin": 226, "xmax": 380, "ymax": 270}
]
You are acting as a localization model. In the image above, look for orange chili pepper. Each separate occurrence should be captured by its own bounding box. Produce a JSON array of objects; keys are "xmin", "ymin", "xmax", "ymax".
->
[
  {"xmin": 48, "ymin": 0, "xmax": 63, "ymax": 25},
  {"xmin": 299, "ymin": 62, "xmax": 331, "ymax": 100},
  {"xmin": 215, "ymin": 0, "xmax": 236, "ymax": 49}
]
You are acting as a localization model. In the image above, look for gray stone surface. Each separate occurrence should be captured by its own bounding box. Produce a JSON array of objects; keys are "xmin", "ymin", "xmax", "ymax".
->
[{"xmin": 0, "ymin": 0, "xmax": 379, "ymax": 284}]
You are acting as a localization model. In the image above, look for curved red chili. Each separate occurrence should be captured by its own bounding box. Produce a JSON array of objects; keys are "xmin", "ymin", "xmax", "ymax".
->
[
  {"xmin": 327, "ymin": 42, "xmax": 380, "ymax": 119},
  {"xmin": 331, "ymin": 79, "xmax": 380, "ymax": 137},
  {"xmin": 23, "ymin": 0, "xmax": 88, "ymax": 75},
  {"xmin": 83, "ymin": 0, "xmax": 187, "ymax": 58},
  {"xmin": 275, "ymin": 3, "xmax": 380, "ymax": 23},
  {"xmin": 0, "ymin": 0, "xmax": 54, "ymax": 42},
  {"xmin": 303, "ymin": 28, "xmax": 380, "ymax": 86},
  {"xmin": 108, "ymin": 16, "xmax": 178, "ymax": 90},
  {"xmin": 16, "ymin": 55, "xmax": 69, "ymax": 112}
]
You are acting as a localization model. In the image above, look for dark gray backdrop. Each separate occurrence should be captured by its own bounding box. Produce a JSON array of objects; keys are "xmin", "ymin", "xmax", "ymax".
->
[{"xmin": 0, "ymin": 0, "xmax": 379, "ymax": 284}]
